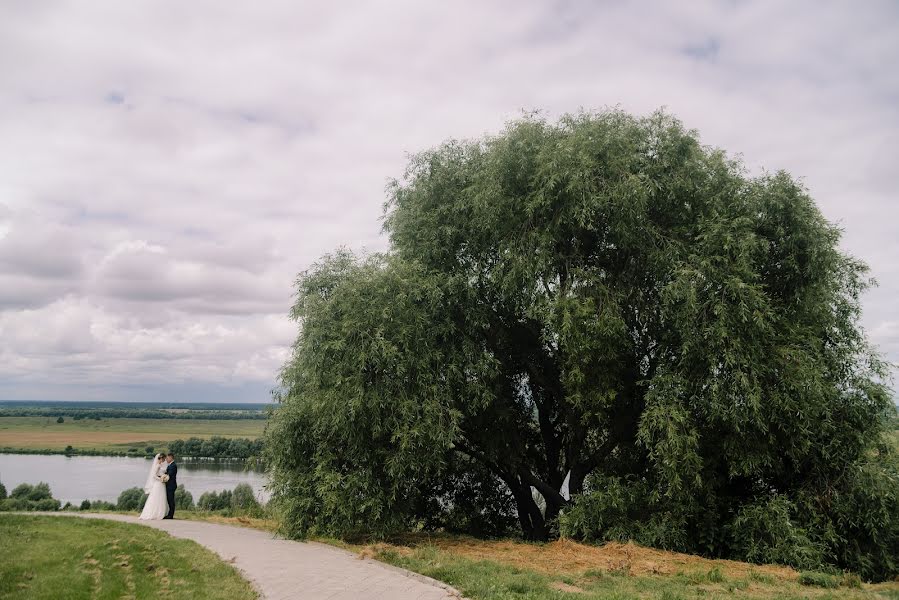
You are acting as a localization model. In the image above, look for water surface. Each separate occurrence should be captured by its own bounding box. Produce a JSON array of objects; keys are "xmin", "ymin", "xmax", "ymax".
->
[{"xmin": 0, "ymin": 453, "xmax": 268, "ymax": 504}]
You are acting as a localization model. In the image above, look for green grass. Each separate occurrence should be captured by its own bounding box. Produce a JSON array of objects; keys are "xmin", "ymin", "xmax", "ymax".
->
[
  {"xmin": 370, "ymin": 544, "xmax": 896, "ymax": 600},
  {"xmin": 0, "ymin": 416, "xmax": 264, "ymax": 452},
  {"xmin": 0, "ymin": 514, "xmax": 257, "ymax": 599}
]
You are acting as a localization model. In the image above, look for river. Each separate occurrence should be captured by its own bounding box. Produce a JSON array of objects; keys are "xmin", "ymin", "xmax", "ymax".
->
[{"xmin": 0, "ymin": 453, "xmax": 269, "ymax": 505}]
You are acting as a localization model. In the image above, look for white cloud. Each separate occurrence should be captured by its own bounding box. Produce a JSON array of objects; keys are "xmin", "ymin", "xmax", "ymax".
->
[{"xmin": 0, "ymin": 0, "xmax": 896, "ymax": 401}]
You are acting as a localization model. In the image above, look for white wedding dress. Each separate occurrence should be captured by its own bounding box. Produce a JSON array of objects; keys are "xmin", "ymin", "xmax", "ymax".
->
[{"xmin": 139, "ymin": 455, "xmax": 169, "ymax": 520}]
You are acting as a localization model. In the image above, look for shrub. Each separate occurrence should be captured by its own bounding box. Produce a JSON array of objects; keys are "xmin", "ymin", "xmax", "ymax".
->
[
  {"xmin": 174, "ymin": 485, "xmax": 194, "ymax": 510},
  {"xmin": 33, "ymin": 498, "xmax": 60, "ymax": 511},
  {"xmin": 89, "ymin": 500, "xmax": 116, "ymax": 511},
  {"xmin": 727, "ymin": 495, "xmax": 824, "ymax": 570},
  {"xmin": 117, "ymin": 487, "xmax": 146, "ymax": 511},
  {"xmin": 10, "ymin": 482, "xmax": 53, "ymax": 502},
  {"xmin": 56, "ymin": 416, "xmax": 64, "ymax": 423},
  {"xmin": 0, "ymin": 480, "xmax": 6, "ymax": 500},
  {"xmin": 80, "ymin": 500, "xmax": 91, "ymax": 510},
  {"xmin": 0, "ymin": 498, "xmax": 29, "ymax": 511},
  {"xmin": 412, "ymin": 453, "xmax": 517, "ymax": 537},
  {"xmin": 0, "ymin": 483, "xmax": 59, "ymax": 511},
  {"xmin": 231, "ymin": 484, "xmax": 258, "ymax": 513},
  {"xmin": 198, "ymin": 489, "xmax": 233, "ymax": 512},
  {"xmin": 798, "ymin": 572, "xmax": 839, "ymax": 588}
]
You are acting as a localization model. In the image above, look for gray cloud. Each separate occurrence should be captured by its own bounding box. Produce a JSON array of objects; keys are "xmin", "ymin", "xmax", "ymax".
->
[{"xmin": 0, "ymin": 0, "xmax": 896, "ymax": 402}]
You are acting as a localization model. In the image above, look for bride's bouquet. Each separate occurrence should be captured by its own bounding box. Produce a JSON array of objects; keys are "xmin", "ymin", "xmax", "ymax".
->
[{"xmin": 158, "ymin": 474, "xmax": 170, "ymax": 483}]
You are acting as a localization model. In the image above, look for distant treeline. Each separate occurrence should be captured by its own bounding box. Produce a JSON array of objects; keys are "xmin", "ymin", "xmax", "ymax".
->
[
  {"xmin": 0, "ymin": 401, "xmax": 271, "ymax": 420},
  {"xmin": 168, "ymin": 436, "xmax": 264, "ymax": 459},
  {"xmin": 1, "ymin": 436, "xmax": 264, "ymax": 459}
]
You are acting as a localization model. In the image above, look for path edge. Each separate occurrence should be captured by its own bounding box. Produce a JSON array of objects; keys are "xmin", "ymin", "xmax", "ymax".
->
[
  {"xmin": 307, "ymin": 540, "xmax": 466, "ymax": 598},
  {"xmin": 11, "ymin": 512, "xmax": 466, "ymax": 599}
]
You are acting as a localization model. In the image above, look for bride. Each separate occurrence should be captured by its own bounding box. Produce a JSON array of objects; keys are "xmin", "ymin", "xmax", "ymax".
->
[{"xmin": 139, "ymin": 454, "xmax": 169, "ymax": 520}]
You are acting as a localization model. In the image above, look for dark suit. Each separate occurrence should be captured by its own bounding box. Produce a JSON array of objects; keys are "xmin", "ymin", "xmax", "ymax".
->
[{"xmin": 164, "ymin": 461, "xmax": 178, "ymax": 519}]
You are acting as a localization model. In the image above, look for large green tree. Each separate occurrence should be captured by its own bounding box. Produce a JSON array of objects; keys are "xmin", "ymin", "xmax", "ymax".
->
[{"xmin": 266, "ymin": 110, "xmax": 897, "ymax": 579}]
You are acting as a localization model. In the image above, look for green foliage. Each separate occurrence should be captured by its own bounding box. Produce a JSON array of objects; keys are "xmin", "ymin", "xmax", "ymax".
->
[
  {"xmin": 198, "ymin": 489, "xmax": 233, "ymax": 511},
  {"xmin": 168, "ymin": 437, "xmax": 263, "ymax": 459},
  {"xmin": 80, "ymin": 499, "xmax": 91, "ymax": 510},
  {"xmin": 0, "ymin": 483, "xmax": 60, "ymax": 511},
  {"xmin": 116, "ymin": 487, "xmax": 147, "ymax": 512},
  {"xmin": 174, "ymin": 485, "xmax": 194, "ymax": 510},
  {"xmin": 11, "ymin": 482, "xmax": 52, "ymax": 501},
  {"xmin": 726, "ymin": 494, "xmax": 823, "ymax": 570},
  {"xmin": 230, "ymin": 483, "xmax": 258, "ymax": 513},
  {"xmin": 0, "ymin": 480, "xmax": 6, "ymax": 500},
  {"xmin": 798, "ymin": 571, "xmax": 840, "ymax": 588},
  {"xmin": 560, "ymin": 476, "xmax": 692, "ymax": 551},
  {"xmin": 412, "ymin": 453, "xmax": 518, "ymax": 537},
  {"xmin": 267, "ymin": 108, "xmax": 897, "ymax": 579},
  {"xmin": 56, "ymin": 416, "xmax": 64, "ymax": 423},
  {"xmin": 87, "ymin": 500, "xmax": 117, "ymax": 511}
]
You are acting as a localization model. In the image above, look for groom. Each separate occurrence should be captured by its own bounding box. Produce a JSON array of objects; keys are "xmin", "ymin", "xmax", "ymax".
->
[{"xmin": 163, "ymin": 452, "xmax": 178, "ymax": 519}]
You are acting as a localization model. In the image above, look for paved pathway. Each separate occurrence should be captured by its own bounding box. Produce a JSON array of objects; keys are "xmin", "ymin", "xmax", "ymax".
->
[{"xmin": 31, "ymin": 513, "xmax": 461, "ymax": 600}]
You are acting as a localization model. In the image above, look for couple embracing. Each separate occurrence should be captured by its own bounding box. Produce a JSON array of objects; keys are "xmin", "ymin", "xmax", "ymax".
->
[{"xmin": 139, "ymin": 452, "xmax": 179, "ymax": 520}]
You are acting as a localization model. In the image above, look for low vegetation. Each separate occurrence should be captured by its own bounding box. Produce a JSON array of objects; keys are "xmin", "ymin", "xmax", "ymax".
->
[
  {"xmin": 0, "ymin": 514, "xmax": 257, "ymax": 599},
  {"xmin": 0, "ymin": 482, "xmax": 61, "ymax": 512},
  {"xmin": 348, "ymin": 535, "xmax": 899, "ymax": 600}
]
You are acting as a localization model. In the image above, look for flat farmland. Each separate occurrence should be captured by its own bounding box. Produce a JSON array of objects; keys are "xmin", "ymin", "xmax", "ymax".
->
[{"xmin": 0, "ymin": 416, "xmax": 265, "ymax": 452}]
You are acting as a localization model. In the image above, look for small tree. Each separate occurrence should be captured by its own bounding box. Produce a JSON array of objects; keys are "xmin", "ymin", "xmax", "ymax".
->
[
  {"xmin": 0, "ymin": 480, "xmax": 6, "ymax": 500},
  {"xmin": 174, "ymin": 485, "xmax": 193, "ymax": 510},
  {"xmin": 198, "ymin": 491, "xmax": 219, "ymax": 511},
  {"xmin": 117, "ymin": 487, "xmax": 144, "ymax": 511},
  {"xmin": 10, "ymin": 483, "xmax": 33, "ymax": 499},
  {"xmin": 56, "ymin": 416, "xmax": 64, "ymax": 424},
  {"xmin": 231, "ymin": 484, "xmax": 258, "ymax": 513},
  {"xmin": 80, "ymin": 499, "xmax": 91, "ymax": 510}
]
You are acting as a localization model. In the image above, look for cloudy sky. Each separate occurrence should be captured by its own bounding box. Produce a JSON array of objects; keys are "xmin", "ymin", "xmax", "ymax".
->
[{"xmin": 0, "ymin": 1, "xmax": 896, "ymax": 403}]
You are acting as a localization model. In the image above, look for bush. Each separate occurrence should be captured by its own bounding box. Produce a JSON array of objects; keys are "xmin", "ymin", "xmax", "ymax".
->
[
  {"xmin": 0, "ymin": 480, "xmax": 6, "ymax": 500},
  {"xmin": 80, "ymin": 500, "xmax": 91, "ymax": 510},
  {"xmin": 412, "ymin": 453, "xmax": 517, "ymax": 537},
  {"xmin": 10, "ymin": 482, "xmax": 53, "ymax": 502},
  {"xmin": 0, "ymin": 483, "xmax": 59, "ymax": 511},
  {"xmin": 89, "ymin": 500, "xmax": 117, "ymax": 511},
  {"xmin": 798, "ymin": 572, "xmax": 839, "ymax": 588},
  {"xmin": 117, "ymin": 487, "xmax": 146, "ymax": 511},
  {"xmin": 198, "ymin": 489, "xmax": 233, "ymax": 512},
  {"xmin": 33, "ymin": 498, "xmax": 61, "ymax": 511},
  {"xmin": 727, "ymin": 495, "xmax": 824, "ymax": 570},
  {"xmin": 56, "ymin": 416, "xmax": 64, "ymax": 423},
  {"xmin": 174, "ymin": 485, "xmax": 194, "ymax": 510},
  {"xmin": 0, "ymin": 498, "xmax": 29, "ymax": 511},
  {"xmin": 231, "ymin": 484, "xmax": 258, "ymax": 513}
]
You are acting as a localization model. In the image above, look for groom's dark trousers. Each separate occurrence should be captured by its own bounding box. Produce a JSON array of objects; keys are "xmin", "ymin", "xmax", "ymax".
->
[{"xmin": 164, "ymin": 461, "xmax": 178, "ymax": 519}]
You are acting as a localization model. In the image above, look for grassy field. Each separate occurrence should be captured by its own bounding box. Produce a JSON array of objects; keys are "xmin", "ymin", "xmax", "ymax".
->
[
  {"xmin": 0, "ymin": 416, "xmax": 265, "ymax": 452},
  {"xmin": 0, "ymin": 514, "xmax": 257, "ymax": 599}
]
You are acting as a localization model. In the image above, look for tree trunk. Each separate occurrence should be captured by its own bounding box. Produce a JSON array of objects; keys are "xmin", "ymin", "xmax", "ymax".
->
[{"xmin": 511, "ymin": 484, "xmax": 548, "ymax": 541}]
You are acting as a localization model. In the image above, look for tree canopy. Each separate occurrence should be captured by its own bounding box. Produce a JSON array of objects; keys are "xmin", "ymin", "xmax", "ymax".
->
[{"xmin": 265, "ymin": 109, "xmax": 897, "ymax": 580}]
